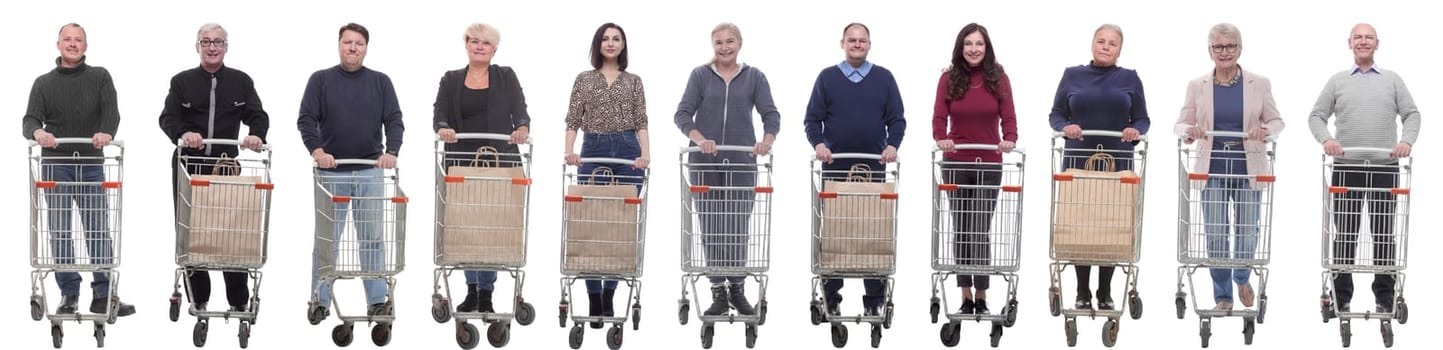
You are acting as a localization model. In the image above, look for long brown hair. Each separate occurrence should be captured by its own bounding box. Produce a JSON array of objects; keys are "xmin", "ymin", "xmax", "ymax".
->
[{"xmin": 946, "ymin": 23, "xmax": 1005, "ymax": 101}]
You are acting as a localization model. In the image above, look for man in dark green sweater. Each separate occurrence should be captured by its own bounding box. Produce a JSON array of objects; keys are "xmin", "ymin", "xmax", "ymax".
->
[{"xmin": 21, "ymin": 23, "xmax": 136, "ymax": 318}]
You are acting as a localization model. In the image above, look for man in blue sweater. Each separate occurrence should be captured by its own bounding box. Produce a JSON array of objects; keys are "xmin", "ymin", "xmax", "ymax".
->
[
  {"xmin": 298, "ymin": 23, "xmax": 404, "ymax": 322},
  {"xmin": 804, "ymin": 22, "xmax": 906, "ymax": 317}
]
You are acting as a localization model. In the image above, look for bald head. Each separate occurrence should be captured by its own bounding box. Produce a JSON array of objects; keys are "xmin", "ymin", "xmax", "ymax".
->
[{"xmin": 1348, "ymin": 23, "xmax": 1378, "ymax": 68}]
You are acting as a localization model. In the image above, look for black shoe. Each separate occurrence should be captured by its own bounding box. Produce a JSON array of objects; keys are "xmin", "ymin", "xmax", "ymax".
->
[
  {"xmin": 1097, "ymin": 294, "xmax": 1115, "ymax": 311},
  {"xmin": 477, "ymin": 289, "xmax": 495, "ymax": 313},
  {"xmin": 457, "ymin": 285, "xmax": 480, "ymax": 313},
  {"xmin": 959, "ymin": 299, "xmax": 976, "ymax": 314},
  {"xmin": 1074, "ymin": 296, "xmax": 1093, "ymax": 310},
  {"xmin": 587, "ymin": 293, "xmax": 603, "ymax": 329},
  {"xmin": 91, "ymin": 298, "xmax": 136, "ymax": 317},
  {"xmin": 825, "ymin": 295, "xmax": 842, "ymax": 316},
  {"xmin": 229, "ymin": 305, "xmax": 246, "ymax": 312},
  {"xmin": 601, "ymin": 288, "xmax": 616, "ymax": 317},
  {"xmin": 974, "ymin": 299, "xmax": 991, "ymax": 315},
  {"xmin": 56, "ymin": 296, "xmax": 79, "ymax": 314},
  {"xmin": 727, "ymin": 283, "xmax": 756, "ymax": 316},
  {"xmin": 194, "ymin": 302, "xmax": 208, "ymax": 312},
  {"xmin": 366, "ymin": 302, "xmax": 392, "ymax": 316},
  {"xmin": 863, "ymin": 305, "xmax": 882, "ymax": 317},
  {"xmin": 703, "ymin": 285, "xmax": 730, "ymax": 316},
  {"xmin": 1376, "ymin": 303, "xmax": 1394, "ymax": 314},
  {"xmin": 1338, "ymin": 302, "xmax": 1351, "ymax": 313}
]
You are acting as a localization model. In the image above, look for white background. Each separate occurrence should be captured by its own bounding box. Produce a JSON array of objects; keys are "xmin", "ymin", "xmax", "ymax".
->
[{"xmin": 1, "ymin": 0, "xmax": 1436, "ymax": 349}]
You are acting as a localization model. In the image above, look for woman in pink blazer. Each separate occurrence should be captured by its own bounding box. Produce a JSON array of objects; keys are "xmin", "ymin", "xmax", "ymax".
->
[{"xmin": 1172, "ymin": 23, "xmax": 1285, "ymax": 312}]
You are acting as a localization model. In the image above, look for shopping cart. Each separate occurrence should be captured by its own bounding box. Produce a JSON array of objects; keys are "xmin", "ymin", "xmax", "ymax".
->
[
  {"xmin": 676, "ymin": 145, "xmax": 773, "ymax": 349},
  {"xmin": 28, "ymin": 138, "xmax": 125, "ymax": 348},
  {"xmin": 167, "ymin": 139, "xmax": 273, "ymax": 348},
  {"xmin": 806, "ymin": 153, "xmax": 899, "ymax": 349},
  {"xmin": 1172, "ymin": 131, "xmax": 1275, "ymax": 347},
  {"xmin": 928, "ymin": 144, "xmax": 1025, "ymax": 348},
  {"xmin": 1318, "ymin": 147, "xmax": 1411, "ymax": 348},
  {"xmin": 430, "ymin": 133, "xmax": 537, "ymax": 349},
  {"xmin": 558, "ymin": 158, "xmax": 649, "ymax": 349},
  {"xmin": 1046, "ymin": 130, "xmax": 1147, "ymax": 348},
  {"xmin": 306, "ymin": 159, "xmax": 408, "ymax": 347}
]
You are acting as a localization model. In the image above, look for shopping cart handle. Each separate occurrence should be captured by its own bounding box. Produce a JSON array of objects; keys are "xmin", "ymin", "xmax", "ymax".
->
[
  {"xmin": 334, "ymin": 159, "xmax": 379, "ymax": 165},
  {"xmin": 41, "ymin": 137, "xmax": 126, "ymax": 147},
  {"xmin": 1338, "ymin": 147, "xmax": 1400, "ymax": 156},
  {"xmin": 941, "ymin": 144, "xmax": 1027, "ymax": 154},
  {"xmin": 680, "ymin": 145, "xmax": 760, "ymax": 154},
  {"xmin": 578, "ymin": 157, "xmax": 636, "ymax": 165},
  {"xmin": 447, "ymin": 132, "xmax": 529, "ymax": 143},
  {"xmin": 175, "ymin": 138, "xmax": 271, "ymax": 150},
  {"xmin": 1202, "ymin": 130, "xmax": 1275, "ymax": 142},
  {"xmin": 828, "ymin": 153, "xmax": 885, "ymax": 160},
  {"xmin": 1052, "ymin": 130, "xmax": 1148, "ymax": 141}
]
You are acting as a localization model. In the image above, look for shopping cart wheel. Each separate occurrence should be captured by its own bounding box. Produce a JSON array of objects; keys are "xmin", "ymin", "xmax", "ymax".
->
[
  {"xmin": 106, "ymin": 301, "xmax": 118, "ymax": 325},
  {"xmin": 1049, "ymin": 291, "xmax": 1062, "ymax": 317},
  {"xmin": 169, "ymin": 292, "xmax": 181, "ymax": 322},
  {"xmin": 558, "ymin": 303, "xmax": 569, "ymax": 328},
  {"xmin": 1199, "ymin": 318, "xmax": 1211, "ymax": 348},
  {"xmin": 699, "ymin": 323, "xmax": 714, "ymax": 349},
  {"xmin": 487, "ymin": 322, "xmax": 510, "ymax": 348},
  {"xmin": 1338, "ymin": 320, "xmax": 1351, "ymax": 348},
  {"xmin": 51, "ymin": 324, "xmax": 63, "ymax": 349},
  {"xmin": 432, "ymin": 293, "xmax": 452, "ymax": 324},
  {"xmin": 1396, "ymin": 301, "xmax": 1408, "ymax": 324},
  {"xmin": 678, "ymin": 301, "xmax": 690, "ymax": 325},
  {"xmin": 810, "ymin": 301, "xmax": 825, "ymax": 325},
  {"xmin": 371, "ymin": 323, "xmax": 392, "ymax": 346},
  {"xmin": 756, "ymin": 300, "xmax": 768, "ymax": 326},
  {"xmin": 1064, "ymin": 318, "xmax": 1078, "ymax": 347},
  {"xmin": 516, "ymin": 302, "xmax": 536, "ymax": 326},
  {"xmin": 239, "ymin": 321, "xmax": 252, "ymax": 349},
  {"xmin": 457, "ymin": 322, "xmax": 480, "ymax": 350},
  {"xmin": 631, "ymin": 303, "xmax": 642, "ymax": 330},
  {"xmin": 1256, "ymin": 294, "xmax": 1267, "ymax": 324},
  {"xmin": 1101, "ymin": 318, "xmax": 1119, "ymax": 348},
  {"xmin": 882, "ymin": 303, "xmax": 895, "ymax": 329},
  {"xmin": 31, "ymin": 298, "xmax": 44, "ymax": 321},
  {"xmin": 93, "ymin": 324, "xmax": 105, "ymax": 348},
  {"xmin": 869, "ymin": 324, "xmax": 882, "ymax": 348},
  {"xmin": 745, "ymin": 324, "xmax": 759, "ymax": 349},
  {"xmin": 939, "ymin": 323, "xmax": 960, "ymax": 347},
  {"xmin": 1127, "ymin": 293, "xmax": 1143, "ymax": 320},
  {"xmin": 989, "ymin": 322, "xmax": 1004, "ymax": 348},
  {"xmin": 929, "ymin": 297, "xmax": 940, "ymax": 324},
  {"xmin": 568, "ymin": 325, "xmax": 585, "ymax": 349},
  {"xmin": 830, "ymin": 324, "xmax": 848, "ymax": 348},
  {"xmin": 1381, "ymin": 321, "xmax": 1394, "ymax": 348},
  {"xmin": 193, "ymin": 320, "xmax": 209, "ymax": 347},
  {"xmin": 331, "ymin": 324, "xmax": 353, "ymax": 347},
  {"xmin": 1175, "ymin": 296, "xmax": 1186, "ymax": 320},
  {"xmin": 308, "ymin": 304, "xmax": 325, "ymax": 326},
  {"xmin": 249, "ymin": 299, "xmax": 261, "ymax": 326},
  {"xmin": 1320, "ymin": 296, "xmax": 1334, "ymax": 323},
  {"xmin": 606, "ymin": 325, "xmax": 624, "ymax": 350},
  {"xmin": 1242, "ymin": 317, "xmax": 1255, "ymax": 345},
  {"xmin": 1003, "ymin": 299, "xmax": 1019, "ymax": 327}
]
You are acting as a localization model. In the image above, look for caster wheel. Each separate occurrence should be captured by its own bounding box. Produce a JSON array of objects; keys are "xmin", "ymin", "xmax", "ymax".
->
[
  {"xmin": 929, "ymin": 297, "xmax": 940, "ymax": 324},
  {"xmin": 1175, "ymin": 296, "xmax": 1187, "ymax": 319},
  {"xmin": 939, "ymin": 323, "xmax": 960, "ymax": 347},
  {"xmin": 1382, "ymin": 321, "xmax": 1394, "ymax": 348},
  {"xmin": 331, "ymin": 324, "xmax": 353, "ymax": 347},
  {"xmin": 744, "ymin": 324, "xmax": 758, "ymax": 348},
  {"xmin": 869, "ymin": 325, "xmax": 883, "ymax": 348},
  {"xmin": 193, "ymin": 320, "xmax": 209, "ymax": 347},
  {"xmin": 700, "ymin": 324, "xmax": 714, "ymax": 349},
  {"xmin": 308, "ymin": 304, "xmax": 325, "ymax": 326},
  {"xmin": 568, "ymin": 326, "xmax": 584, "ymax": 349},
  {"xmin": 1049, "ymin": 290, "xmax": 1062, "ymax": 317},
  {"xmin": 52, "ymin": 324, "xmax": 64, "ymax": 349},
  {"xmin": 457, "ymin": 322, "xmax": 480, "ymax": 350},
  {"xmin": 1397, "ymin": 302, "xmax": 1408, "ymax": 324},
  {"xmin": 1064, "ymin": 318, "xmax": 1078, "ymax": 347},
  {"xmin": 990, "ymin": 323, "xmax": 1004, "ymax": 348},
  {"xmin": 432, "ymin": 293, "xmax": 452, "ymax": 324},
  {"xmin": 106, "ymin": 303, "xmax": 118, "ymax": 325},
  {"xmin": 882, "ymin": 303, "xmax": 894, "ymax": 329},
  {"xmin": 678, "ymin": 301, "xmax": 690, "ymax": 325},
  {"xmin": 487, "ymin": 322, "xmax": 511, "ymax": 348},
  {"xmin": 757, "ymin": 300, "xmax": 769, "ymax": 326},
  {"xmin": 631, "ymin": 304, "xmax": 642, "ymax": 331},
  {"xmin": 559, "ymin": 303, "xmax": 569, "ymax": 328},
  {"xmin": 1199, "ymin": 318, "xmax": 1212, "ymax": 348},
  {"xmin": 1257, "ymin": 295, "xmax": 1268, "ymax": 324},
  {"xmin": 810, "ymin": 302, "xmax": 824, "ymax": 325},
  {"xmin": 1102, "ymin": 318, "xmax": 1119, "ymax": 348},
  {"xmin": 1339, "ymin": 320, "xmax": 1352, "ymax": 348},
  {"xmin": 371, "ymin": 323, "xmax": 392, "ymax": 347},
  {"xmin": 32, "ymin": 298, "xmax": 45, "ymax": 321},
  {"xmin": 94, "ymin": 324, "xmax": 105, "ymax": 348},
  {"xmin": 1003, "ymin": 299, "xmax": 1019, "ymax": 327},
  {"xmin": 1128, "ymin": 293, "xmax": 1143, "ymax": 320},
  {"xmin": 239, "ymin": 322, "xmax": 252, "ymax": 349},
  {"xmin": 517, "ymin": 302, "xmax": 536, "ymax": 326},
  {"xmin": 1243, "ymin": 318, "xmax": 1255, "ymax": 346},
  {"xmin": 606, "ymin": 326, "xmax": 624, "ymax": 350},
  {"xmin": 830, "ymin": 324, "xmax": 849, "ymax": 348}
]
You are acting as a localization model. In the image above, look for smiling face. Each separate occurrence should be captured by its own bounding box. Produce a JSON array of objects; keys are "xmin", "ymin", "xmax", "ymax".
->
[
  {"xmin": 1349, "ymin": 23, "xmax": 1378, "ymax": 65},
  {"xmin": 338, "ymin": 29, "xmax": 368, "ymax": 71},
  {"xmin": 466, "ymin": 35, "xmax": 495, "ymax": 65},
  {"xmin": 1091, "ymin": 28, "xmax": 1122, "ymax": 67},
  {"xmin": 56, "ymin": 25, "xmax": 87, "ymax": 67},
  {"xmin": 196, "ymin": 28, "xmax": 228, "ymax": 69},
  {"xmin": 712, "ymin": 29, "xmax": 741, "ymax": 66},
  {"xmin": 599, "ymin": 27, "xmax": 625, "ymax": 62},
  {"xmin": 840, "ymin": 25, "xmax": 871, "ymax": 63},
  {"xmin": 961, "ymin": 31, "xmax": 986, "ymax": 67},
  {"xmin": 1209, "ymin": 33, "xmax": 1241, "ymax": 71}
]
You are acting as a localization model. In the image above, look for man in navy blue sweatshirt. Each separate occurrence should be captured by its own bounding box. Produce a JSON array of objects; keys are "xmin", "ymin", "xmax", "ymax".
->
[
  {"xmin": 298, "ymin": 23, "xmax": 404, "ymax": 322},
  {"xmin": 803, "ymin": 22, "xmax": 906, "ymax": 317}
]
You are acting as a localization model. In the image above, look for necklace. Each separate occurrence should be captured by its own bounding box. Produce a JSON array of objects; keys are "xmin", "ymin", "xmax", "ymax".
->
[{"xmin": 1214, "ymin": 69, "xmax": 1240, "ymax": 87}]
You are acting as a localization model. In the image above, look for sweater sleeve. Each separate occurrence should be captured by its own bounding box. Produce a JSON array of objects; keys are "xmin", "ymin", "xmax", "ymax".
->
[
  {"xmin": 932, "ymin": 72, "xmax": 949, "ymax": 141},
  {"xmin": 883, "ymin": 73, "xmax": 906, "ymax": 148},
  {"xmin": 22, "ymin": 78, "xmax": 46, "ymax": 140},
  {"xmin": 1048, "ymin": 68, "xmax": 1072, "ymax": 131},
  {"xmin": 97, "ymin": 68, "xmax": 120, "ymax": 137},
  {"xmin": 1127, "ymin": 70, "xmax": 1150, "ymax": 134},
  {"xmin": 753, "ymin": 69, "xmax": 781, "ymax": 137},
  {"xmin": 673, "ymin": 68, "xmax": 703, "ymax": 136},
  {"xmin": 802, "ymin": 72, "xmax": 828, "ymax": 147},
  {"xmin": 1307, "ymin": 75, "xmax": 1338, "ymax": 143},
  {"xmin": 297, "ymin": 71, "xmax": 325, "ymax": 153},
  {"xmin": 1393, "ymin": 74, "xmax": 1421, "ymax": 145},
  {"xmin": 380, "ymin": 75, "xmax": 404, "ymax": 155},
  {"xmin": 998, "ymin": 73, "xmax": 1018, "ymax": 142}
]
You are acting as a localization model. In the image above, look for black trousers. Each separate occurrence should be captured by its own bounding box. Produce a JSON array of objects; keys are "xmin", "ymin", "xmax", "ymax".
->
[
  {"xmin": 173, "ymin": 152, "xmax": 251, "ymax": 307},
  {"xmin": 1330, "ymin": 163, "xmax": 1399, "ymax": 305}
]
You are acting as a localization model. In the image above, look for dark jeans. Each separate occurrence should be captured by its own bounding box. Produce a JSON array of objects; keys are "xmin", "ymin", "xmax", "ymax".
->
[
  {"xmin": 173, "ymin": 153, "xmax": 250, "ymax": 307},
  {"xmin": 578, "ymin": 131, "xmax": 643, "ymax": 293},
  {"xmin": 943, "ymin": 162, "xmax": 1002, "ymax": 290},
  {"xmin": 42, "ymin": 164, "xmax": 113, "ymax": 298},
  {"xmin": 1330, "ymin": 163, "xmax": 1399, "ymax": 305},
  {"xmin": 820, "ymin": 157, "xmax": 888, "ymax": 308}
]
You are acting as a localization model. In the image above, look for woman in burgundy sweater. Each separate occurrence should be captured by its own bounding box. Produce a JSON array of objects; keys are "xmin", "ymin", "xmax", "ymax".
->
[{"xmin": 931, "ymin": 23, "xmax": 1018, "ymax": 315}]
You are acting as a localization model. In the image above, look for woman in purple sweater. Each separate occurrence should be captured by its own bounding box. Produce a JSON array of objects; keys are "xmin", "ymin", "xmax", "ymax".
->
[{"xmin": 931, "ymin": 23, "xmax": 1017, "ymax": 315}]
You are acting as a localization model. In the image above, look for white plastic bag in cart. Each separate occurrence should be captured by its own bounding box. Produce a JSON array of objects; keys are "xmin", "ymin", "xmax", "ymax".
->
[
  {"xmin": 819, "ymin": 163, "xmax": 896, "ymax": 271},
  {"xmin": 442, "ymin": 146, "xmax": 526, "ymax": 265},
  {"xmin": 1052, "ymin": 153, "xmax": 1138, "ymax": 262},
  {"xmin": 187, "ymin": 156, "xmax": 264, "ymax": 265}
]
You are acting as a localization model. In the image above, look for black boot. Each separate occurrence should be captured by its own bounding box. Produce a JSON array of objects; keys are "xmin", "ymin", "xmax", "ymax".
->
[
  {"xmin": 477, "ymin": 289, "xmax": 495, "ymax": 313},
  {"xmin": 703, "ymin": 284, "xmax": 730, "ymax": 316},
  {"xmin": 728, "ymin": 282, "xmax": 755, "ymax": 315},
  {"xmin": 457, "ymin": 284, "xmax": 480, "ymax": 313},
  {"xmin": 56, "ymin": 296, "xmax": 79, "ymax": 314},
  {"xmin": 588, "ymin": 293, "xmax": 603, "ymax": 329},
  {"xmin": 602, "ymin": 288, "xmax": 617, "ymax": 318}
]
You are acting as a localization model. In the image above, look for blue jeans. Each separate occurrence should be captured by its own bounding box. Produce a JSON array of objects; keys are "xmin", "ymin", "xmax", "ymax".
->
[
  {"xmin": 42, "ymin": 164, "xmax": 113, "ymax": 298},
  {"xmin": 1201, "ymin": 178, "xmax": 1260, "ymax": 303},
  {"xmin": 312, "ymin": 167, "xmax": 389, "ymax": 306},
  {"xmin": 577, "ymin": 131, "xmax": 643, "ymax": 293},
  {"xmin": 465, "ymin": 271, "xmax": 497, "ymax": 291}
]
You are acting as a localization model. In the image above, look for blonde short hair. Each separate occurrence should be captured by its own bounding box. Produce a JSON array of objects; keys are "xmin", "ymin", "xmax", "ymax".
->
[
  {"xmin": 1094, "ymin": 23, "xmax": 1123, "ymax": 42},
  {"xmin": 1209, "ymin": 23, "xmax": 1241, "ymax": 44},
  {"xmin": 464, "ymin": 23, "xmax": 500, "ymax": 46}
]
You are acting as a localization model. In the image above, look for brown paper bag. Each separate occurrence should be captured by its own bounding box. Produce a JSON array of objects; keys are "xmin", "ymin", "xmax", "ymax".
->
[
  {"xmin": 563, "ymin": 167, "xmax": 641, "ymax": 274},
  {"xmin": 440, "ymin": 147, "xmax": 528, "ymax": 265},
  {"xmin": 1051, "ymin": 153, "xmax": 1139, "ymax": 262},
  {"xmin": 186, "ymin": 157, "xmax": 265, "ymax": 266},
  {"xmin": 818, "ymin": 164, "xmax": 896, "ymax": 271}
]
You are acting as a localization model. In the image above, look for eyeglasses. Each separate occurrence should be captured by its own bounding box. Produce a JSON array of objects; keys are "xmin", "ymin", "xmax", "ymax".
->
[
  {"xmin": 1210, "ymin": 44, "xmax": 1239, "ymax": 53},
  {"xmin": 197, "ymin": 39, "xmax": 228, "ymax": 47}
]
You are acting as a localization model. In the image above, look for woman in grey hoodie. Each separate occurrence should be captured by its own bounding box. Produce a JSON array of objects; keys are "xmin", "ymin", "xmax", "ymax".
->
[{"xmin": 673, "ymin": 23, "xmax": 781, "ymax": 318}]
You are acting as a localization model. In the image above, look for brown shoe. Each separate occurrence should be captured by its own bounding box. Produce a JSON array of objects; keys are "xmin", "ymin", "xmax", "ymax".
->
[
  {"xmin": 1215, "ymin": 301, "xmax": 1234, "ymax": 311},
  {"xmin": 1237, "ymin": 283, "xmax": 1255, "ymax": 308}
]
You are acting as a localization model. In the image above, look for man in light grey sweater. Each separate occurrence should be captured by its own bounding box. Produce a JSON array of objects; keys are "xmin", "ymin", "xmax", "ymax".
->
[{"xmin": 1307, "ymin": 23, "xmax": 1421, "ymax": 315}]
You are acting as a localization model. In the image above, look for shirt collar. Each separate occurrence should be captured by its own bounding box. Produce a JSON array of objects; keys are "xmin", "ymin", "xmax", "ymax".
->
[
  {"xmin": 838, "ymin": 61, "xmax": 872, "ymax": 79},
  {"xmin": 1351, "ymin": 64, "xmax": 1380, "ymax": 75}
]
